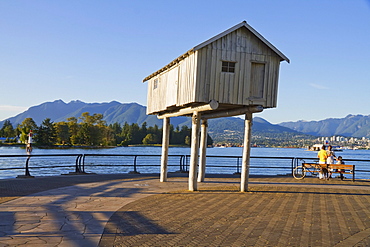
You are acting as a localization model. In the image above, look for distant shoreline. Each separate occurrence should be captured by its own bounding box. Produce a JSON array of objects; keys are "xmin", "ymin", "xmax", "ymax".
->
[{"xmin": 0, "ymin": 143, "xmax": 190, "ymax": 149}]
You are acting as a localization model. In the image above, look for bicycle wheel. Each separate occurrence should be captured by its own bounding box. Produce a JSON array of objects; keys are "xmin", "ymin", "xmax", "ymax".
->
[{"xmin": 293, "ymin": 166, "xmax": 306, "ymax": 179}]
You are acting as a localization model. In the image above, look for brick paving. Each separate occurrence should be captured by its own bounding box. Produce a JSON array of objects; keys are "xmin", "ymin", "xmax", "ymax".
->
[
  {"xmin": 100, "ymin": 178, "xmax": 370, "ymax": 247},
  {"xmin": 0, "ymin": 174, "xmax": 370, "ymax": 246}
]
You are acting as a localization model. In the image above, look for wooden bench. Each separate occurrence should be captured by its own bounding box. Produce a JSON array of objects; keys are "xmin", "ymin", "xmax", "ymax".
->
[
  {"xmin": 328, "ymin": 164, "xmax": 355, "ymax": 181},
  {"xmin": 302, "ymin": 163, "xmax": 355, "ymax": 181}
]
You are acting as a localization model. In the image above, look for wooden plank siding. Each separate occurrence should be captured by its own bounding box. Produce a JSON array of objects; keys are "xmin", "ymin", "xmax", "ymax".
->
[
  {"xmin": 237, "ymin": 52, "xmax": 246, "ymax": 105},
  {"xmin": 165, "ymin": 66, "xmax": 179, "ymax": 107},
  {"xmin": 177, "ymin": 53, "xmax": 197, "ymax": 106},
  {"xmin": 145, "ymin": 22, "xmax": 288, "ymax": 115},
  {"xmin": 191, "ymin": 28, "xmax": 282, "ymax": 108},
  {"xmin": 272, "ymin": 59, "xmax": 281, "ymax": 108}
]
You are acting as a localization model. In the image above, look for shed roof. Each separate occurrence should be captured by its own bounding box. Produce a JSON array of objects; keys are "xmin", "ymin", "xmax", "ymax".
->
[{"xmin": 143, "ymin": 21, "xmax": 289, "ymax": 82}]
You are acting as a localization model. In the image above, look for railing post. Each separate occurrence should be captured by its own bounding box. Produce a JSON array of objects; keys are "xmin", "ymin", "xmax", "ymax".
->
[
  {"xmin": 353, "ymin": 165, "xmax": 355, "ymax": 182},
  {"xmin": 186, "ymin": 155, "xmax": 189, "ymax": 172},
  {"xmin": 183, "ymin": 155, "xmax": 188, "ymax": 172},
  {"xmin": 76, "ymin": 155, "xmax": 80, "ymax": 173},
  {"xmin": 17, "ymin": 155, "xmax": 34, "ymax": 178},
  {"xmin": 180, "ymin": 155, "xmax": 184, "ymax": 172},
  {"xmin": 177, "ymin": 155, "xmax": 187, "ymax": 173},
  {"xmin": 234, "ymin": 157, "xmax": 241, "ymax": 175},
  {"xmin": 82, "ymin": 154, "xmax": 86, "ymax": 173},
  {"xmin": 183, "ymin": 155, "xmax": 187, "ymax": 172},
  {"xmin": 129, "ymin": 155, "xmax": 140, "ymax": 174},
  {"xmin": 78, "ymin": 154, "xmax": 84, "ymax": 173},
  {"xmin": 25, "ymin": 156, "xmax": 31, "ymax": 176}
]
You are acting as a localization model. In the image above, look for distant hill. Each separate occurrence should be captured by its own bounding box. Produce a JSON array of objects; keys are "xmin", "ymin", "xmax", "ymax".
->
[
  {"xmin": 0, "ymin": 100, "xmax": 190, "ymax": 128},
  {"xmin": 279, "ymin": 114, "xmax": 370, "ymax": 137},
  {"xmin": 207, "ymin": 116, "xmax": 307, "ymax": 143},
  {"xmin": 0, "ymin": 100, "xmax": 300, "ymax": 143}
]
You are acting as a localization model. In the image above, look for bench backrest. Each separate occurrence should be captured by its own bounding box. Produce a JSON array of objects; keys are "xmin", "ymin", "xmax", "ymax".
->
[
  {"xmin": 302, "ymin": 163, "xmax": 354, "ymax": 170},
  {"xmin": 328, "ymin": 164, "xmax": 354, "ymax": 170}
]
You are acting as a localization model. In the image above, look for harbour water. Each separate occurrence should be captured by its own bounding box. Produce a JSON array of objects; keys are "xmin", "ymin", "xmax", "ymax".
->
[{"xmin": 1, "ymin": 146, "xmax": 370, "ymax": 180}]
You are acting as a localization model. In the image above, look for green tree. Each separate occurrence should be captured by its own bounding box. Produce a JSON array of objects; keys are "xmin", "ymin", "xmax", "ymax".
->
[
  {"xmin": 17, "ymin": 118, "xmax": 37, "ymax": 143},
  {"xmin": 67, "ymin": 117, "xmax": 79, "ymax": 145},
  {"xmin": 77, "ymin": 112, "xmax": 106, "ymax": 146},
  {"xmin": 129, "ymin": 123, "xmax": 141, "ymax": 144},
  {"xmin": 110, "ymin": 122, "xmax": 122, "ymax": 135},
  {"xmin": 77, "ymin": 123, "xmax": 91, "ymax": 145},
  {"xmin": 142, "ymin": 133, "xmax": 157, "ymax": 144},
  {"xmin": 55, "ymin": 121, "xmax": 70, "ymax": 145},
  {"xmin": 180, "ymin": 125, "xmax": 191, "ymax": 146},
  {"xmin": 147, "ymin": 124, "xmax": 161, "ymax": 144},
  {"xmin": 0, "ymin": 120, "xmax": 15, "ymax": 138},
  {"xmin": 140, "ymin": 122, "xmax": 148, "ymax": 141},
  {"xmin": 109, "ymin": 122, "xmax": 123, "ymax": 145},
  {"xmin": 75, "ymin": 122, "xmax": 99, "ymax": 146},
  {"xmin": 100, "ymin": 125, "xmax": 115, "ymax": 146},
  {"xmin": 118, "ymin": 122, "xmax": 131, "ymax": 146},
  {"xmin": 120, "ymin": 133, "xmax": 132, "ymax": 146},
  {"xmin": 185, "ymin": 135, "xmax": 191, "ymax": 146},
  {"xmin": 120, "ymin": 122, "xmax": 130, "ymax": 137},
  {"xmin": 34, "ymin": 118, "xmax": 56, "ymax": 146},
  {"xmin": 170, "ymin": 124, "xmax": 187, "ymax": 145},
  {"xmin": 80, "ymin": 112, "xmax": 106, "ymax": 126}
]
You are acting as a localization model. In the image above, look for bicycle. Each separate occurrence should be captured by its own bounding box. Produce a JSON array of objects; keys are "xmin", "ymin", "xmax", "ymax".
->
[{"xmin": 293, "ymin": 163, "xmax": 322, "ymax": 179}]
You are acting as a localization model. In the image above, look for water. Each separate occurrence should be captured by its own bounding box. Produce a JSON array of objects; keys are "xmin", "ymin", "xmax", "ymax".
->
[{"xmin": 0, "ymin": 146, "xmax": 369, "ymax": 180}]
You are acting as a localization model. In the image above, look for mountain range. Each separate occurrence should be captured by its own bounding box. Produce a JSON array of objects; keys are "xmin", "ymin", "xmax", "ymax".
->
[
  {"xmin": 1, "ymin": 100, "xmax": 369, "ymax": 140},
  {"xmin": 280, "ymin": 115, "xmax": 370, "ymax": 138},
  {"xmin": 0, "ymin": 100, "xmax": 302, "ymax": 142},
  {"xmin": 1, "ymin": 100, "xmax": 191, "ymax": 128}
]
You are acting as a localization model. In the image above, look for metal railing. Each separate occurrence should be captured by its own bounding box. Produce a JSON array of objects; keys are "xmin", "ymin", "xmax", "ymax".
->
[
  {"xmin": 183, "ymin": 155, "xmax": 296, "ymax": 175},
  {"xmin": 0, "ymin": 154, "xmax": 370, "ymax": 179},
  {"xmin": 81, "ymin": 154, "xmax": 187, "ymax": 174},
  {"xmin": 0, "ymin": 154, "xmax": 83, "ymax": 178}
]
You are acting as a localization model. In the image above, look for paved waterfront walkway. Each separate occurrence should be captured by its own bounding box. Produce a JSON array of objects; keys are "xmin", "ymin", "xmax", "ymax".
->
[{"xmin": 1, "ymin": 174, "xmax": 370, "ymax": 246}]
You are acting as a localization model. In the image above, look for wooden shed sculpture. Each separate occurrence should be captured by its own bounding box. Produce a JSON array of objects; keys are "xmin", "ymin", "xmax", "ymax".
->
[{"xmin": 143, "ymin": 21, "xmax": 289, "ymax": 192}]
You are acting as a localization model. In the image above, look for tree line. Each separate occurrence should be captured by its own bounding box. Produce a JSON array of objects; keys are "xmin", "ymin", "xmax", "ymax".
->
[{"xmin": 0, "ymin": 112, "xmax": 213, "ymax": 147}]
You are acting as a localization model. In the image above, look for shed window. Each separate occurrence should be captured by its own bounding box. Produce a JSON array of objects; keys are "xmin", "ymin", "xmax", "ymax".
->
[
  {"xmin": 153, "ymin": 79, "xmax": 158, "ymax": 90},
  {"xmin": 222, "ymin": 61, "xmax": 236, "ymax": 73}
]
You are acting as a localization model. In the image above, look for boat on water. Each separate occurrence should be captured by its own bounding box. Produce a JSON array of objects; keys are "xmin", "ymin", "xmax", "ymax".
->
[{"xmin": 307, "ymin": 144, "xmax": 343, "ymax": 152}]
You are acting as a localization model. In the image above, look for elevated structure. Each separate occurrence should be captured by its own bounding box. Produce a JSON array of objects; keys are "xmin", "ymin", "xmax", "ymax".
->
[{"xmin": 143, "ymin": 21, "xmax": 289, "ymax": 191}]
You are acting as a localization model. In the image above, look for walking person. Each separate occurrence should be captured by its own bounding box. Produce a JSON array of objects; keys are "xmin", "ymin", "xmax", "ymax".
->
[{"xmin": 317, "ymin": 145, "xmax": 328, "ymax": 179}]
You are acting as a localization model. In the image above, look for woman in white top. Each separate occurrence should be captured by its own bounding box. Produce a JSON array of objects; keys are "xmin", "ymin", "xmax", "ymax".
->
[{"xmin": 326, "ymin": 145, "xmax": 336, "ymax": 178}]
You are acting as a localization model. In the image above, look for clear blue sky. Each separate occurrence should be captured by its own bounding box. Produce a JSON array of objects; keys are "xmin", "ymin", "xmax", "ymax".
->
[{"xmin": 1, "ymin": 0, "xmax": 369, "ymax": 124}]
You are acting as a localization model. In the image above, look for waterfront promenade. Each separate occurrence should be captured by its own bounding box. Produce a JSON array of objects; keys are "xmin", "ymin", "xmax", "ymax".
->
[{"xmin": 0, "ymin": 173, "xmax": 370, "ymax": 246}]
